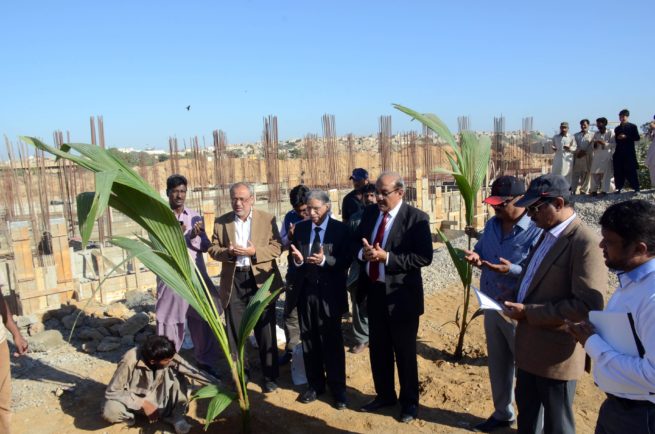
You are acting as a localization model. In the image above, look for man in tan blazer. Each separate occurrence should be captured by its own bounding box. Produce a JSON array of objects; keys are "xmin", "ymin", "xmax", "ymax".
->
[
  {"xmin": 504, "ymin": 174, "xmax": 606, "ymax": 434},
  {"xmin": 208, "ymin": 182, "xmax": 283, "ymax": 393}
]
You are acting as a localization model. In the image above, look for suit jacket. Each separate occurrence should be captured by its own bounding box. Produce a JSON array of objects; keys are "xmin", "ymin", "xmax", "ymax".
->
[
  {"xmin": 356, "ymin": 202, "xmax": 433, "ymax": 320},
  {"xmin": 515, "ymin": 217, "xmax": 606, "ymax": 381},
  {"xmin": 208, "ymin": 208, "xmax": 283, "ymax": 309},
  {"xmin": 289, "ymin": 217, "xmax": 351, "ymax": 318}
]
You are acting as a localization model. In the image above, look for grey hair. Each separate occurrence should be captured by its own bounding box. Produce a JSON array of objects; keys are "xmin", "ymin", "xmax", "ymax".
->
[
  {"xmin": 378, "ymin": 171, "xmax": 405, "ymax": 189},
  {"xmin": 229, "ymin": 182, "xmax": 254, "ymax": 197},
  {"xmin": 305, "ymin": 189, "xmax": 331, "ymax": 207}
]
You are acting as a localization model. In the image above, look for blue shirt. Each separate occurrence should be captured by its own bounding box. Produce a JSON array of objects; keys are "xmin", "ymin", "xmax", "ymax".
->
[
  {"xmin": 281, "ymin": 209, "xmax": 305, "ymax": 280},
  {"xmin": 474, "ymin": 213, "xmax": 542, "ymax": 299}
]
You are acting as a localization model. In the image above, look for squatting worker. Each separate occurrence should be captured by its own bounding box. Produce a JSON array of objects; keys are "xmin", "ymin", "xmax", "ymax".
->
[
  {"xmin": 504, "ymin": 174, "xmax": 606, "ymax": 434},
  {"xmin": 356, "ymin": 171, "xmax": 433, "ymax": 423},
  {"xmin": 103, "ymin": 335, "xmax": 215, "ymax": 434},
  {"xmin": 289, "ymin": 189, "xmax": 351, "ymax": 410},
  {"xmin": 208, "ymin": 182, "xmax": 283, "ymax": 393},
  {"xmin": 567, "ymin": 200, "xmax": 655, "ymax": 434},
  {"xmin": 463, "ymin": 176, "xmax": 542, "ymax": 433}
]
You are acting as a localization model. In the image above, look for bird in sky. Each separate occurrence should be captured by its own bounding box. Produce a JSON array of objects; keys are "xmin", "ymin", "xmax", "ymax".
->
[{"xmin": 186, "ymin": 105, "xmax": 191, "ymax": 111}]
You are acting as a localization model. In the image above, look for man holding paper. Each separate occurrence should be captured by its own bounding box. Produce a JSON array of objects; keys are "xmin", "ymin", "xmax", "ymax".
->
[
  {"xmin": 567, "ymin": 199, "xmax": 655, "ymax": 434},
  {"xmin": 464, "ymin": 175, "xmax": 542, "ymax": 432},
  {"xmin": 503, "ymin": 174, "xmax": 606, "ymax": 434}
]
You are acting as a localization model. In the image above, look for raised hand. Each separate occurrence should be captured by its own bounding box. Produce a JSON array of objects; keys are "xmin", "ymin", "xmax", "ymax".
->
[
  {"xmin": 290, "ymin": 244, "xmax": 304, "ymax": 264},
  {"xmin": 463, "ymin": 249, "xmax": 482, "ymax": 267},
  {"xmin": 481, "ymin": 257, "xmax": 512, "ymax": 274},
  {"xmin": 307, "ymin": 245, "xmax": 324, "ymax": 265}
]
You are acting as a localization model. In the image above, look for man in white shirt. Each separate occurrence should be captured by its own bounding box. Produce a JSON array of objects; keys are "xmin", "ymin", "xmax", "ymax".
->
[
  {"xmin": 567, "ymin": 199, "xmax": 655, "ymax": 434},
  {"xmin": 551, "ymin": 122, "xmax": 577, "ymax": 186},
  {"xmin": 571, "ymin": 119, "xmax": 594, "ymax": 195}
]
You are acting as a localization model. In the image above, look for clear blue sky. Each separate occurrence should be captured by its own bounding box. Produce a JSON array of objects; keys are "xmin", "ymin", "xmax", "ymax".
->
[{"xmin": 1, "ymin": 0, "xmax": 653, "ymax": 155}]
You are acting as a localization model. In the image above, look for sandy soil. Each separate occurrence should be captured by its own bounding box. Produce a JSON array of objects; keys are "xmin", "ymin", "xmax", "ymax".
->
[{"xmin": 11, "ymin": 284, "xmax": 605, "ymax": 434}]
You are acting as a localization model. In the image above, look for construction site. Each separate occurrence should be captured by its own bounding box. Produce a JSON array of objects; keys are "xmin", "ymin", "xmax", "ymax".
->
[{"xmin": 0, "ymin": 114, "xmax": 552, "ymax": 317}]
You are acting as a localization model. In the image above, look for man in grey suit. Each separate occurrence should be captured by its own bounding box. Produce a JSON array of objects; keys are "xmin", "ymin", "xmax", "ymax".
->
[{"xmin": 504, "ymin": 174, "xmax": 606, "ymax": 434}]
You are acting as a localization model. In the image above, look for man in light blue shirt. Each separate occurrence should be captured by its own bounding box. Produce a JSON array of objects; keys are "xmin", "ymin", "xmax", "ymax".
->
[
  {"xmin": 568, "ymin": 199, "xmax": 655, "ymax": 434},
  {"xmin": 465, "ymin": 176, "xmax": 542, "ymax": 432}
]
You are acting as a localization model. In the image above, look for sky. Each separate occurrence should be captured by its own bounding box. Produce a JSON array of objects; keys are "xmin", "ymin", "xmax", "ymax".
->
[{"xmin": 1, "ymin": 0, "xmax": 653, "ymax": 156}]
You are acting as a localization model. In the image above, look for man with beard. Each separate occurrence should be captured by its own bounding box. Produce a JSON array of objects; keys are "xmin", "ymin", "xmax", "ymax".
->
[
  {"xmin": 572, "ymin": 119, "xmax": 594, "ymax": 195},
  {"xmin": 464, "ymin": 176, "xmax": 542, "ymax": 432},
  {"xmin": 613, "ymin": 109, "xmax": 641, "ymax": 193},
  {"xmin": 567, "ymin": 200, "xmax": 655, "ymax": 434}
]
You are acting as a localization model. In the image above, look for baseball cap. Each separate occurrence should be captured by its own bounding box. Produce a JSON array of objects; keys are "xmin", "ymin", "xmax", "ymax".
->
[
  {"xmin": 483, "ymin": 176, "xmax": 526, "ymax": 206},
  {"xmin": 515, "ymin": 174, "xmax": 571, "ymax": 208},
  {"xmin": 349, "ymin": 168, "xmax": 369, "ymax": 181}
]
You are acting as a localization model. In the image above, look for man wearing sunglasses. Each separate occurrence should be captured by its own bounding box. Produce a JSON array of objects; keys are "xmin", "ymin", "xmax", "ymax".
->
[
  {"xmin": 503, "ymin": 174, "xmax": 606, "ymax": 434},
  {"xmin": 464, "ymin": 176, "xmax": 542, "ymax": 433}
]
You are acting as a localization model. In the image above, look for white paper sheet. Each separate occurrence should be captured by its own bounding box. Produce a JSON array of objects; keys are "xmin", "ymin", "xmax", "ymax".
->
[
  {"xmin": 589, "ymin": 311, "xmax": 640, "ymax": 357},
  {"xmin": 473, "ymin": 286, "xmax": 503, "ymax": 311}
]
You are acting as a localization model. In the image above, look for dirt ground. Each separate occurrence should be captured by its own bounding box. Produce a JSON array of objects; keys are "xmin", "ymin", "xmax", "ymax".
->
[{"xmin": 11, "ymin": 284, "xmax": 605, "ymax": 434}]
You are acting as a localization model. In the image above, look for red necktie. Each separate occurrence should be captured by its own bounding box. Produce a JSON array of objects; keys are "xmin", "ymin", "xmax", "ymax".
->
[{"xmin": 369, "ymin": 212, "xmax": 389, "ymax": 282}]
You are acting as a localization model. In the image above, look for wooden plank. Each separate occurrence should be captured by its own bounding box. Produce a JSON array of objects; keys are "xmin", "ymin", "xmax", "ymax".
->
[{"xmin": 51, "ymin": 218, "xmax": 73, "ymax": 283}]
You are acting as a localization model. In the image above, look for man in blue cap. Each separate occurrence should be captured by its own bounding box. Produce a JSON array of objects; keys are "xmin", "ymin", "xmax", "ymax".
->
[
  {"xmin": 503, "ymin": 174, "xmax": 606, "ymax": 434},
  {"xmin": 342, "ymin": 168, "xmax": 369, "ymax": 224}
]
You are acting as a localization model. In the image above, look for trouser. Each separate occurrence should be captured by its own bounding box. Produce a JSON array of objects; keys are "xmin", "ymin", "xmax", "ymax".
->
[
  {"xmin": 157, "ymin": 322, "xmax": 185, "ymax": 352},
  {"xmin": 298, "ymin": 288, "xmax": 346, "ymax": 395},
  {"xmin": 0, "ymin": 341, "xmax": 11, "ymax": 434},
  {"xmin": 349, "ymin": 287, "xmax": 369, "ymax": 345},
  {"xmin": 595, "ymin": 394, "xmax": 655, "ymax": 434},
  {"xmin": 570, "ymin": 170, "xmax": 590, "ymax": 194},
  {"xmin": 283, "ymin": 281, "xmax": 301, "ymax": 352},
  {"xmin": 186, "ymin": 307, "xmax": 221, "ymax": 367},
  {"xmin": 515, "ymin": 368, "xmax": 576, "ymax": 434},
  {"xmin": 102, "ymin": 387, "xmax": 187, "ymax": 427},
  {"xmin": 590, "ymin": 172, "xmax": 613, "ymax": 194},
  {"xmin": 648, "ymin": 161, "xmax": 655, "ymax": 186},
  {"xmin": 484, "ymin": 310, "xmax": 515, "ymax": 422},
  {"xmin": 226, "ymin": 270, "xmax": 279, "ymax": 381},
  {"xmin": 368, "ymin": 282, "xmax": 419, "ymax": 407},
  {"xmin": 613, "ymin": 154, "xmax": 640, "ymax": 191}
]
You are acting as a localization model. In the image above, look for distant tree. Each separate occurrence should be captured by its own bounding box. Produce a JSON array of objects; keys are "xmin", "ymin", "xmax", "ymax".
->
[{"xmin": 158, "ymin": 154, "xmax": 170, "ymax": 163}]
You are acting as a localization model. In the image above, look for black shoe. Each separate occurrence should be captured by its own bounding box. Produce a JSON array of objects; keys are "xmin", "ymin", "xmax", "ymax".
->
[
  {"xmin": 399, "ymin": 404, "xmax": 418, "ymax": 423},
  {"xmin": 299, "ymin": 388, "xmax": 318, "ymax": 404},
  {"xmin": 262, "ymin": 380, "xmax": 278, "ymax": 393},
  {"xmin": 332, "ymin": 390, "xmax": 347, "ymax": 410},
  {"xmin": 360, "ymin": 396, "xmax": 397, "ymax": 412},
  {"xmin": 278, "ymin": 350, "xmax": 293, "ymax": 366},
  {"xmin": 197, "ymin": 363, "xmax": 221, "ymax": 380},
  {"xmin": 472, "ymin": 416, "xmax": 514, "ymax": 432}
]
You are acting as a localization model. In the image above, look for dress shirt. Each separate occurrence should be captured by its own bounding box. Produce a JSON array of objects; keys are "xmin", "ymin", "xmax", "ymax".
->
[
  {"xmin": 516, "ymin": 213, "xmax": 577, "ymax": 303},
  {"xmin": 590, "ymin": 130, "xmax": 615, "ymax": 174},
  {"xmin": 280, "ymin": 209, "xmax": 304, "ymax": 248},
  {"xmin": 234, "ymin": 210, "xmax": 253, "ymax": 267},
  {"xmin": 573, "ymin": 131, "xmax": 594, "ymax": 172},
  {"xmin": 585, "ymin": 258, "xmax": 655, "ymax": 402},
  {"xmin": 293, "ymin": 216, "xmax": 330, "ymax": 267},
  {"xmin": 359, "ymin": 200, "xmax": 403, "ymax": 282},
  {"xmin": 614, "ymin": 122, "xmax": 641, "ymax": 157},
  {"xmin": 474, "ymin": 213, "xmax": 542, "ymax": 299},
  {"xmin": 552, "ymin": 134, "xmax": 577, "ymax": 154}
]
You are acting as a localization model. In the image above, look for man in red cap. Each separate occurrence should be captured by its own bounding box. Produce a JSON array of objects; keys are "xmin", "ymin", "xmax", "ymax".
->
[{"xmin": 464, "ymin": 176, "xmax": 542, "ymax": 432}]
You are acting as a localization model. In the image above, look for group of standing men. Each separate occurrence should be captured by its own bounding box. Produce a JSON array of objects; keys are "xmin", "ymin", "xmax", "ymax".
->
[
  {"xmin": 466, "ymin": 171, "xmax": 655, "ymax": 434},
  {"xmin": 551, "ymin": 109, "xmax": 642, "ymax": 195},
  {"xmin": 142, "ymin": 169, "xmax": 433, "ymax": 424}
]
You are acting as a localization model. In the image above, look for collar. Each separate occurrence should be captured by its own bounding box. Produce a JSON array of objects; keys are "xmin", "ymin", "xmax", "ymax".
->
[
  {"xmin": 234, "ymin": 209, "xmax": 253, "ymax": 223},
  {"xmin": 135, "ymin": 358, "xmax": 154, "ymax": 371},
  {"xmin": 515, "ymin": 212, "xmax": 532, "ymax": 231},
  {"xmin": 548, "ymin": 213, "xmax": 576, "ymax": 238},
  {"xmin": 617, "ymin": 258, "xmax": 655, "ymax": 288},
  {"xmin": 312, "ymin": 215, "xmax": 330, "ymax": 232},
  {"xmin": 381, "ymin": 199, "xmax": 403, "ymax": 219}
]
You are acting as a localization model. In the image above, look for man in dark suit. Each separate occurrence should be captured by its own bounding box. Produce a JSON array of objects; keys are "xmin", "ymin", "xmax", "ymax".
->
[
  {"xmin": 504, "ymin": 174, "xmax": 606, "ymax": 434},
  {"xmin": 288, "ymin": 189, "xmax": 351, "ymax": 409},
  {"xmin": 356, "ymin": 171, "xmax": 433, "ymax": 423}
]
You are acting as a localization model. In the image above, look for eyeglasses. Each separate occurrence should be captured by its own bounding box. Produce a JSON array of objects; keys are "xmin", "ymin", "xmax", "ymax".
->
[
  {"xmin": 526, "ymin": 199, "xmax": 552, "ymax": 214},
  {"xmin": 491, "ymin": 197, "xmax": 514, "ymax": 209},
  {"xmin": 375, "ymin": 188, "xmax": 399, "ymax": 198}
]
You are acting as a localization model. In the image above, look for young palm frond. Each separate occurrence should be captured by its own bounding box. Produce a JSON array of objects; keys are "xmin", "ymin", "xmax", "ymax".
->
[
  {"xmin": 21, "ymin": 136, "xmax": 279, "ymax": 432},
  {"xmin": 392, "ymin": 106, "xmax": 491, "ymax": 359}
]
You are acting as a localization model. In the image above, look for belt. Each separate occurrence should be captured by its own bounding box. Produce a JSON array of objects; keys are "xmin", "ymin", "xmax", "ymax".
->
[
  {"xmin": 607, "ymin": 393, "xmax": 655, "ymax": 408},
  {"xmin": 235, "ymin": 266, "xmax": 251, "ymax": 272}
]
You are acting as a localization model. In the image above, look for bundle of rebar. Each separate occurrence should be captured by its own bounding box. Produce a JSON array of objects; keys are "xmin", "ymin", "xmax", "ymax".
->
[
  {"xmin": 378, "ymin": 116, "xmax": 392, "ymax": 172},
  {"xmin": 322, "ymin": 114, "xmax": 340, "ymax": 188},
  {"xmin": 262, "ymin": 115, "xmax": 281, "ymax": 216}
]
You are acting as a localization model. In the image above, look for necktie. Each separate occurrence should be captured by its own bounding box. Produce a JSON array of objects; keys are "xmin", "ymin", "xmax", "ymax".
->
[
  {"xmin": 369, "ymin": 212, "xmax": 389, "ymax": 282},
  {"xmin": 311, "ymin": 227, "xmax": 322, "ymax": 255}
]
